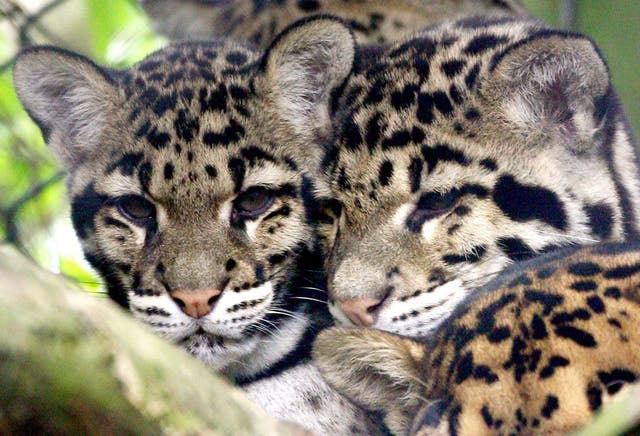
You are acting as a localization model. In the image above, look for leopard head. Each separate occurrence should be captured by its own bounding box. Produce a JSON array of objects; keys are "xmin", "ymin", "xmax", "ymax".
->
[
  {"xmin": 323, "ymin": 19, "xmax": 639, "ymax": 336},
  {"xmin": 13, "ymin": 17, "xmax": 354, "ymax": 379}
]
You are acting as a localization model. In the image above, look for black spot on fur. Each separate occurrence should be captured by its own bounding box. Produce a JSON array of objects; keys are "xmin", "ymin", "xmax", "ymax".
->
[
  {"xmin": 603, "ymin": 263, "xmax": 640, "ymax": 279},
  {"xmin": 474, "ymin": 365, "xmax": 499, "ymax": 384},
  {"xmin": 493, "ymin": 175, "xmax": 567, "ymax": 230},
  {"xmin": 365, "ymin": 112, "xmax": 385, "ymax": 149},
  {"xmin": 343, "ymin": 117, "xmax": 363, "ymax": 150},
  {"xmin": 465, "ymin": 108, "xmax": 481, "ymax": 121},
  {"xmin": 585, "ymin": 203, "xmax": 614, "ymax": 239},
  {"xmin": 411, "ymin": 126, "xmax": 426, "ymax": 144},
  {"xmin": 174, "ymin": 110, "xmax": 200, "ymax": 142},
  {"xmin": 226, "ymin": 51, "xmax": 248, "ymax": 65},
  {"xmin": 465, "ymin": 63, "xmax": 481, "ymax": 89},
  {"xmin": 568, "ymin": 262, "xmax": 602, "ymax": 277},
  {"xmin": 512, "ymin": 276, "xmax": 533, "ymax": 290},
  {"xmin": 571, "ymin": 281, "xmax": 598, "ymax": 292},
  {"xmin": 604, "ymin": 287, "xmax": 621, "ymax": 299},
  {"xmin": 441, "ymin": 59, "xmax": 466, "ymax": 78},
  {"xmin": 539, "ymin": 355, "xmax": 570, "ymax": 379},
  {"xmin": 390, "ymin": 84, "xmax": 417, "ymax": 110},
  {"xmin": 448, "ymin": 404, "xmax": 462, "ymax": 435},
  {"xmin": 199, "ymin": 84, "xmax": 228, "ymax": 112},
  {"xmin": 476, "ymin": 293, "xmax": 517, "ymax": 334},
  {"xmin": 487, "ymin": 326, "xmax": 510, "ymax": 343},
  {"xmin": 138, "ymin": 162, "xmax": 153, "ymax": 193},
  {"xmin": 297, "ymin": 0, "xmax": 320, "ymax": 11},
  {"xmin": 228, "ymin": 158, "xmax": 245, "ymax": 192},
  {"xmin": 443, "ymin": 245, "xmax": 486, "ymax": 265},
  {"xmin": 587, "ymin": 384, "xmax": 603, "ymax": 411},
  {"xmin": 551, "ymin": 309, "xmax": 591, "ymax": 325},
  {"xmin": 153, "ymin": 93, "xmax": 176, "ymax": 116},
  {"xmin": 586, "ymin": 295, "xmax": 605, "ymax": 313},
  {"xmin": 497, "ymin": 237, "xmax": 535, "ymax": 261},
  {"xmin": 554, "ymin": 325, "xmax": 597, "ymax": 347},
  {"xmin": 421, "ymin": 143, "xmax": 470, "ymax": 173},
  {"xmin": 378, "ymin": 161, "xmax": 394, "ymax": 186},
  {"xmin": 85, "ymin": 251, "xmax": 128, "ymax": 307},
  {"xmin": 503, "ymin": 335, "xmax": 529, "ymax": 382},
  {"xmin": 240, "ymin": 146, "xmax": 277, "ymax": 167},
  {"xmin": 465, "ymin": 34, "xmax": 509, "ymax": 55},
  {"xmin": 225, "ymin": 259, "xmax": 237, "ymax": 271},
  {"xmin": 531, "ymin": 314, "xmax": 548, "ymax": 339},
  {"xmin": 456, "ymin": 351, "xmax": 474, "ymax": 383},
  {"xmin": 524, "ymin": 290, "xmax": 563, "ymax": 315},
  {"xmin": 205, "ymin": 165, "xmax": 217, "ymax": 178},
  {"xmin": 105, "ymin": 153, "xmax": 144, "ymax": 176},
  {"xmin": 417, "ymin": 92, "xmax": 435, "ymax": 124},
  {"xmin": 202, "ymin": 119, "xmax": 245, "ymax": 146},
  {"xmin": 408, "ymin": 158, "xmax": 423, "ymax": 193},
  {"xmin": 364, "ymin": 79, "xmax": 386, "ymax": 105},
  {"xmin": 146, "ymin": 127, "xmax": 170, "ymax": 149},
  {"xmin": 449, "ymin": 84, "xmax": 463, "ymax": 105},
  {"xmin": 229, "ymin": 85, "xmax": 249, "ymax": 99},
  {"xmin": 71, "ymin": 183, "xmax": 107, "ymax": 239},
  {"xmin": 164, "ymin": 162, "xmax": 174, "ymax": 180},
  {"xmin": 541, "ymin": 395, "xmax": 559, "ymax": 419},
  {"xmin": 382, "ymin": 130, "xmax": 412, "ymax": 148},
  {"xmin": 135, "ymin": 120, "xmax": 150, "ymax": 138},
  {"xmin": 481, "ymin": 406, "xmax": 494, "ymax": 428},
  {"xmin": 432, "ymin": 91, "xmax": 454, "ymax": 116}
]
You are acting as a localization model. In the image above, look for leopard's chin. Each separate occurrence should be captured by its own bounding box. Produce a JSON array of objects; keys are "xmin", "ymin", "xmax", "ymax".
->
[{"xmin": 181, "ymin": 330, "xmax": 260, "ymax": 371}]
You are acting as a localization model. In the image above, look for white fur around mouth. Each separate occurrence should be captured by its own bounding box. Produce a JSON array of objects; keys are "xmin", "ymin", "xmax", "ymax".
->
[{"xmin": 376, "ymin": 278, "xmax": 467, "ymax": 337}]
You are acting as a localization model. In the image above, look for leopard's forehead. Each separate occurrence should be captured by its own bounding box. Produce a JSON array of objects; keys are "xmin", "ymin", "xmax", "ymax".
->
[
  {"xmin": 101, "ymin": 42, "xmax": 288, "ymax": 207},
  {"xmin": 124, "ymin": 41, "xmax": 259, "ymax": 90},
  {"xmin": 330, "ymin": 19, "xmax": 543, "ymax": 212}
]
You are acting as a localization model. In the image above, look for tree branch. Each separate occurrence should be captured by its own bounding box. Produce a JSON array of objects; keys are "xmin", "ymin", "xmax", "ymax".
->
[{"xmin": 0, "ymin": 244, "xmax": 306, "ymax": 435}]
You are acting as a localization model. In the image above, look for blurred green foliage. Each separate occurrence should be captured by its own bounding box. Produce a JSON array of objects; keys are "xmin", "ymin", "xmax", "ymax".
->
[{"xmin": 0, "ymin": 0, "xmax": 638, "ymax": 294}]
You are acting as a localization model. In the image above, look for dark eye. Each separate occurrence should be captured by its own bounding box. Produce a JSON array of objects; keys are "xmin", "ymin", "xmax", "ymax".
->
[
  {"xmin": 406, "ymin": 189, "xmax": 460, "ymax": 232},
  {"xmin": 115, "ymin": 195, "xmax": 156, "ymax": 224},
  {"xmin": 233, "ymin": 187, "xmax": 274, "ymax": 219}
]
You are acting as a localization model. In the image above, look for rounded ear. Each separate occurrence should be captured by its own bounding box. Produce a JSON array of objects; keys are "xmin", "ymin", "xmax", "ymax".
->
[
  {"xmin": 13, "ymin": 46, "xmax": 119, "ymax": 168},
  {"xmin": 481, "ymin": 32, "xmax": 611, "ymax": 151},
  {"xmin": 259, "ymin": 16, "xmax": 355, "ymax": 139},
  {"xmin": 313, "ymin": 327, "xmax": 425, "ymax": 433}
]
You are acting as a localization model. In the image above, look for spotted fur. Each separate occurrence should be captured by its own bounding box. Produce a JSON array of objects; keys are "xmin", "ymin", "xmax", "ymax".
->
[
  {"xmin": 322, "ymin": 17, "xmax": 640, "ymax": 338},
  {"xmin": 140, "ymin": 0, "xmax": 528, "ymax": 46},
  {"xmin": 315, "ymin": 241, "xmax": 640, "ymax": 435},
  {"xmin": 12, "ymin": 18, "xmax": 389, "ymax": 434}
]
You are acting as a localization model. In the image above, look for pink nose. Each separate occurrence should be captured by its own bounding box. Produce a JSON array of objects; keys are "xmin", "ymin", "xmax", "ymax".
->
[
  {"xmin": 337, "ymin": 297, "xmax": 383, "ymax": 327},
  {"xmin": 170, "ymin": 288, "xmax": 222, "ymax": 319}
]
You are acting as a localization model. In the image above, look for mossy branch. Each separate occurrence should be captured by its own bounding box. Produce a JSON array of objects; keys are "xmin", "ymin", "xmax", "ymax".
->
[{"xmin": 0, "ymin": 244, "xmax": 305, "ymax": 435}]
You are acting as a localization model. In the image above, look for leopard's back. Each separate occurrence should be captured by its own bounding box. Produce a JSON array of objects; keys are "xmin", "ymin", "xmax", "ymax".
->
[
  {"xmin": 315, "ymin": 241, "xmax": 640, "ymax": 435},
  {"xmin": 139, "ymin": 0, "xmax": 528, "ymax": 46}
]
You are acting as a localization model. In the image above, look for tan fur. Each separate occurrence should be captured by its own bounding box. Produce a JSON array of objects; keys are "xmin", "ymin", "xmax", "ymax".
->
[
  {"xmin": 315, "ymin": 242, "xmax": 640, "ymax": 435},
  {"xmin": 324, "ymin": 18, "xmax": 640, "ymax": 339},
  {"xmin": 12, "ymin": 20, "xmax": 369, "ymax": 434}
]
